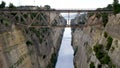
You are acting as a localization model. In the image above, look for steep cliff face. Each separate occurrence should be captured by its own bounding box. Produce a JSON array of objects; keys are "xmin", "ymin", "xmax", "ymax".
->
[
  {"xmin": 105, "ymin": 14, "xmax": 120, "ymax": 68},
  {"xmin": 72, "ymin": 13, "xmax": 120, "ymax": 68},
  {"xmin": 72, "ymin": 14, "xmax": 102, "ymax": 68},
  {"xmin": 0, "ymin": 28, "xmax": 32, "ymax": 68},
  {"xmin": 0, "ymin": 10, "xmax": 66, "ymax": 68}
]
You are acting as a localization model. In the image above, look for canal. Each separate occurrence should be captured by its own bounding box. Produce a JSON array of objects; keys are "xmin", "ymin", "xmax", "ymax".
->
[{"xmin": 55, "ymin": 28, "xmax": 74, "ymax": 68}]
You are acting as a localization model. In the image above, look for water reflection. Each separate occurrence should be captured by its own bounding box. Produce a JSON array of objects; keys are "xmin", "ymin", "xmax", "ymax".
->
[{"xmin": 55, "ymin": 28, "xmax": 74, "ymax": 68}]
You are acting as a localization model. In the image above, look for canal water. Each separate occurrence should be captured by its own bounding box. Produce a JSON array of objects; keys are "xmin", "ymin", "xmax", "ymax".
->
[{"xmin": 55, "ymin": 28, "xmax": 74, "ymax": 68}]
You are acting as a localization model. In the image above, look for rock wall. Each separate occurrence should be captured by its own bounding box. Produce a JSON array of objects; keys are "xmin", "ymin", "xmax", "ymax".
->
[
  {"xmin": 0, "ymin": 28, "xmax": 32, "ymax": 68},
  {"xmin": 105, "ymin": 14, "xmax": 120, "ymax": 68},
  {"xmin": 0, "ymin": 11, "xmax": 66, "ymax": 68},
  {"xmin": 71, "ymin": 13, "xmax": 120, "ymax": 68}
]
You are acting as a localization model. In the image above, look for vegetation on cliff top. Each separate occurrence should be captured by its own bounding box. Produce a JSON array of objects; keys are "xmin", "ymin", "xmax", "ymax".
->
[
  {"xmin": 113, "ymin": 0, "xmax": 120, "ymax": 14},
  {"xmin": 88, "ymin": 0, "xmax": 120, "ymax": 27},
  {"xmin": 0, "ymin": 1, "xmax": 16, "ymax": 9},
  {"xmin": 9, "ymin": 3, "xmax": 16, "ymax": 9},
  {"xmin": 0, "ymin": 1, "xmax": 5, "ymax": 8},
  {"xmin": 96, "ymin": 0, "xmax": 120, "ymax": 14}
]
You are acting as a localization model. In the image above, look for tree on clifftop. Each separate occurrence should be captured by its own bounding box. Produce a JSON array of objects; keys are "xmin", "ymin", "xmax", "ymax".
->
[
  {"xmin": 106, "ymin": 4, "xmax": 113, "ymax": 10},
  {"xmin": 0, "ymin": 1, "xmax": 6, "ymax": 8},
  {"xmin": 113, "ymin": 0, "xmax": 120, "ymax": 14},
  {"xmin": 44, "ymin": 5, "xmax": 51, "ymax": 9},
  {"xmin": 113, "ymin": 0, "xmax": 119, "ymax": 4},
  {"xmin": 8, "ymin": 3, "xmax": 16, "ymax": 9}
]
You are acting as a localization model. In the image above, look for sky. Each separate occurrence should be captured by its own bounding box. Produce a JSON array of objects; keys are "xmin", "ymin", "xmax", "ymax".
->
[{"xmin": 0, "ymin": 0, "xmax": 116, "ymax": 9}]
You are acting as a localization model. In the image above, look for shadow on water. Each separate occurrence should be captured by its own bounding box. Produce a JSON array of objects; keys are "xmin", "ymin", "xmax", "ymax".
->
[{"xmin": 55, "ymin": 27, "xmax": 74, "ymax": 68}]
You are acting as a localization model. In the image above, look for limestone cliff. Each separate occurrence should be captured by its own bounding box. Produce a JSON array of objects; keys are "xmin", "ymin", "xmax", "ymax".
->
[
  {"xmin": 71, "ymin": 13, "xmax": 120, "ymax": 68},
  {"xmin": 0, "ymin": 9, "xmax": 66, "ymax": 68}
]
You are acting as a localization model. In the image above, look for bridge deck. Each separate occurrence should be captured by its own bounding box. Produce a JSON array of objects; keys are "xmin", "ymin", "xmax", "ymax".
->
[{"xmin": 0, "ymin": 9, "xmax": 113, "ymax": 13}]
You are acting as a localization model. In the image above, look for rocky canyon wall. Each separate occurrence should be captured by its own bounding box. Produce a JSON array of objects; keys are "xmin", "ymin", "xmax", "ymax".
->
[
  {"xmin": 0, "ymin": 10, "xmax": 66, "ymax": 68},
  {"xmin": 71, "ymin": 13, "xmax": 120, "ymax": 68}
]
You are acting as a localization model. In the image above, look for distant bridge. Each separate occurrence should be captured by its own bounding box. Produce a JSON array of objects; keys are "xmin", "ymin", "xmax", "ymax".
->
[{"xmin": 0, "ymin": 9, "xmax": 113, "ymax": 29}]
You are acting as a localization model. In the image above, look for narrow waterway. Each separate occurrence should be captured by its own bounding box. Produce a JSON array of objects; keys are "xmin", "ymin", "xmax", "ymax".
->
[{"xmin": 55, "ymin": 28, "xmax": 74, "ymax": 68}]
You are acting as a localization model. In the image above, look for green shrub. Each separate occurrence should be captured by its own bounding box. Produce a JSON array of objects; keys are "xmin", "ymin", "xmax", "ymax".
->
[
  {"xmin": 113, "ymin": 0, "xmax": 120, "ymax": 14},
  {"xmin": 26, "ymin": 40, "xmax": 32, "ymax": 46},
  {"xmin": 47, "ymin": 53, "xmax": 57, "ymax": 68},
  {"xmin": 96, "ymin": 13, "xmax": 108, "ymax": 27},
  {"xmin": 100, "ymin": 54, "xmax": 110, "ymax": 64},
  {"xmin": 98, "ymin": 64, "xmax": 102, "ymax": 68},
  {"xmin": 88, "ymin": 13, "xmax": 94, "ymax": 17},
  {"xmin": 106, "ymin": 36, "xmax": 113, "ymax": 50},
  {"xmin": 44, "ymin": 5, "xmax": 51, "ymax": 9},
  {"xmin": 90, "ymin": 62, "xmax": 95, "ymax": 68},
  {"xmin": 0, "ymin": 1, "xmax": 6, "ymax": 8},
  {"xmin": 30, "ymin": 28, "xmax": 44, "ymax": 44},
  {"xmin": 93, "ymin": 44, "xmax": 104, "ymax": 59},
  {"xmin": 96, "ymin": 13, "xmax": 101, "ymax": 19},
  {"xmin": 108, "ymin": 62, "xmax": 116, "ymax": 68},
  {"xmin": 9, "ymin": 3, "xmax": 16, "ymax": 9},
  {"xmin": 104, "ymin": 32, "xmax": 108, "ymax": 38},
  {"xmin": 94, "ymin": 44, "xmax": 111, "ymax": 64},
  {"xmin": 93, "ymin": 44, "xmax": 103, "ymax": 52},
  {"xmin": 110, "ymin": 47, "xmax": 115, "ymax": 52},
  {"xmin": 95, "ymin": 51, "xmax": 104, "ymax": 60},
  {"xmin": 102, "ymin": 13, "xmax": 108, "ymax": 27},
  {"xmin": 39, "ymin": 37, "xmax": 43, "ymax": 44}
]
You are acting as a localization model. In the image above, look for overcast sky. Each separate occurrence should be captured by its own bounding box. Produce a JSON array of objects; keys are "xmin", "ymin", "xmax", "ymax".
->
[{"xmin": 0, "ymin": 0, "xmax": 117, "ymax": 9}]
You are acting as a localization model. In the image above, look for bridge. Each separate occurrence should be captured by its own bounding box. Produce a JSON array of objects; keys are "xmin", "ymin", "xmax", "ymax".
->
[
  {"xmin": 0, "ymin": 9, "xmax": 113, "ymax": 29},
  {"xmin": 0, "ymin": 9, "xmax": 113, "ymax": 13}
]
